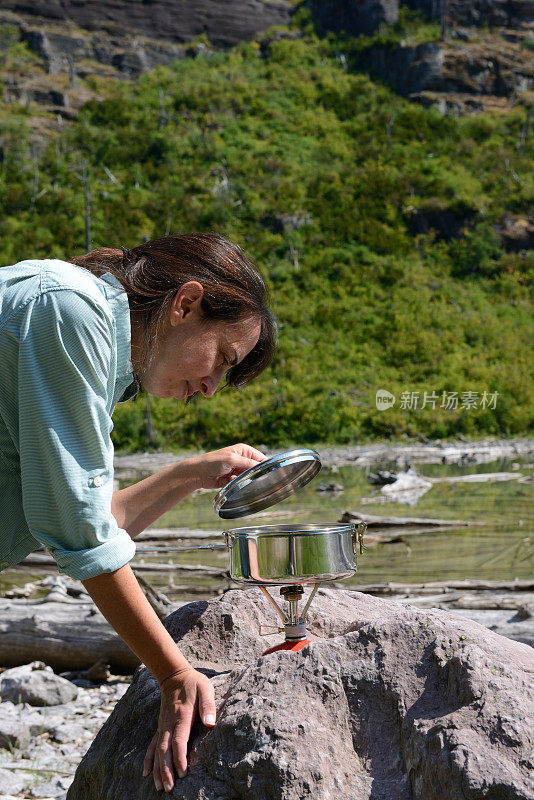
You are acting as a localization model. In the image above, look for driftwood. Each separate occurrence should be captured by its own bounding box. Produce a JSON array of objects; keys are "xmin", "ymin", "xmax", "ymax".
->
[
  {"xmin": 113, "ymin": 439, "xmax": 534, "ymax": 473},
  {"xmin": 20, "ymin": 551, "xmax": 227, "ymax": 576},
  {"xmin": 0, "ymin": 596, "xmax": 140, "ymax": 672},
  {"xmin": 0, "ymin": 575, "xmax": 183, "ymax": 671},
  {"xmin": 427, "ymin": 471, "xmax": 524, "ymax": 484},
  {"xmin": 352, "ymin": 579, "xmax": 534, "ymax": 595},
  {"xmin": 136, "ymin": 527, "xmax": 223, "ymax": 541},
  {"xmin": 340, "ymin": 511, "xmax": 482, "ymax": 527}
]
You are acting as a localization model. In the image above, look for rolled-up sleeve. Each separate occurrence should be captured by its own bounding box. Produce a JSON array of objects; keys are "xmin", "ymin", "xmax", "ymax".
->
[{"xmin": 17, "ymin": 288, "xmax": 135, "ymax": 581}]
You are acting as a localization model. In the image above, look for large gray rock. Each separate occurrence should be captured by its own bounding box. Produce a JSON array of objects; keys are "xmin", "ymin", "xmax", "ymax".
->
[
  {"xmin": 67, "ymin": 588, "xmax": 534, "ymax": 800},
  {"xmin": 0, "ymin": 661, "xmax": 78, "ymax": 706}
]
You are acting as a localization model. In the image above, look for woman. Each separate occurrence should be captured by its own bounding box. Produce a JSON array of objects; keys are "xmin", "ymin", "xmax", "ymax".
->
[{"xmin": 0, "ymin": 232, "xmax": 277, "ymax": 793}]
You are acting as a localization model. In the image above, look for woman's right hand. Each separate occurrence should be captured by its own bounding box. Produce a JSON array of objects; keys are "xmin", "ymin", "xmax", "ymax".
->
[{"xmin": 143, "ymin": 666, "xmax": 217, "ymax": 792}]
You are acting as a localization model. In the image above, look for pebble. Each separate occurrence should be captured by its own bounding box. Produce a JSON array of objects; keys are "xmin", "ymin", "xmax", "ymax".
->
[{"xmin": 0, "ymin": 669, "xmax": 131, "ymax": 800}]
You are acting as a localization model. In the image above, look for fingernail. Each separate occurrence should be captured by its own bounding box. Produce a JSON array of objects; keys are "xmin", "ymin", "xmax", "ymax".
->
[
  {"xmin": 204, "ymin": 714, "xmax": 216, "ymax": 725},
  {"xmin": 155, "ymin": 779, "xmax": 163, "ymax": 791},
  {"xmin": 177, "ymin": 768, "xmax": 187, "ymax": 779},
  {"xmin": 164, "ymin": 780, "xmax": 172, "ymax": 792},
  {"xmin": 142, "ymin": 767, "xmax": 149, "ymax": 778}
]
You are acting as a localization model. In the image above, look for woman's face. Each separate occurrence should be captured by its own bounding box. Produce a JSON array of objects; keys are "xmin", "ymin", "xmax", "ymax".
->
[{"xmin": 133, "ymin": 282, "xmax": 262, "ymax": 400}]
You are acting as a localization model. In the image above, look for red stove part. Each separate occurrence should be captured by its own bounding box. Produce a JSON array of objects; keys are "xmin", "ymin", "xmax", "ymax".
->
[{"xmin": 262, "ymin": 639, "xmax": 312, "ymax": 655}]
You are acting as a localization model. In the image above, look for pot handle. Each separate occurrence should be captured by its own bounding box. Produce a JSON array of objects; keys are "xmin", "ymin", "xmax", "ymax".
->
[
  {"xmin": 224, "ymin": 531, "xmax": 235, "ymax": 548},
  {"xmin": 351, "ymin": 522, "xmax": 366, "ymax": 555},
  {"xmin": 135, "ymin": 531, "xmax": 233, "ymax": 555}
]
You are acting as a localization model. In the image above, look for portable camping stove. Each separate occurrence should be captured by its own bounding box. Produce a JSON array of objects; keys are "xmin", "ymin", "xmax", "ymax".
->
[{"xmin": 259, "ymin": 583, "xmax": 322, "ymax": 654}]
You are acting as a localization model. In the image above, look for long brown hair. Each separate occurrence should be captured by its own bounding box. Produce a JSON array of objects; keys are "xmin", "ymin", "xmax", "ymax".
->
[{"xmin": 69, "ymin": 233, "xmax": 277, "ymax": 392}]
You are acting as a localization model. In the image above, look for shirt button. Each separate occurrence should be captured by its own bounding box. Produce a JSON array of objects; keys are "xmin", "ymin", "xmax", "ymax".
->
[{"xmin": 93, "ymin": 476, "xmax": 103, "ymax": 487}]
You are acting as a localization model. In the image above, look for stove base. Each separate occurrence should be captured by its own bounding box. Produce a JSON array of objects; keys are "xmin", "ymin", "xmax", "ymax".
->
[{"xmin": 262, "ymin": 639, "xmax": 312, "ymax": 655}]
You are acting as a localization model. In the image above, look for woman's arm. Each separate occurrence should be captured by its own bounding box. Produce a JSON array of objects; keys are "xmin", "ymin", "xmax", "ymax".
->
[
  {"xmin": 111, "ymin": 459, "xmax": 201, "ymax": 538},
  {"xmin": 111, "ymin": 444, "xmax": 267, "ymax": 538},
  {"xmin": 82, "ymin": 563, "xmax": 191, "ymax": 682},
  {"xmin": 82, "ymin": 563, "xmax": 216, "ymax": 792}
]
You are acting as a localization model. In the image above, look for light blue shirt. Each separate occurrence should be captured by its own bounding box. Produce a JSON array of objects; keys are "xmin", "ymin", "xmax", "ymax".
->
[{"xmin": 0, "ymin": 259, "xmax": 138, "ymax": 580}]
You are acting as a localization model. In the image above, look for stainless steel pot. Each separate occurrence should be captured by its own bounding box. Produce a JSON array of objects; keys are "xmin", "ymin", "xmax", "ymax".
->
[{"xmin": 136, "ymin": 522, "xmax": 366, "ymax": 586}]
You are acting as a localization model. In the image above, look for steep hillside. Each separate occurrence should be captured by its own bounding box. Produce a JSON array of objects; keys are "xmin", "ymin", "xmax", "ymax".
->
[{"xmin": 0, "ymin": 26, "xmax": 532, "ymax": 450}]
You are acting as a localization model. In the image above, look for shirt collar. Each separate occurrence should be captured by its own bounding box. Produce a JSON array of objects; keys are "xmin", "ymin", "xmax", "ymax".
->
[{"xmin": 99, "ymin": 273, "xmax": 138, "ymax": 398}]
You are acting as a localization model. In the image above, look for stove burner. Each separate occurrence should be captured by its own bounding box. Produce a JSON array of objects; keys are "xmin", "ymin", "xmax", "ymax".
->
[{"xmin": 259, "ymin": 583, "xmax": 321, "ymax": 655}]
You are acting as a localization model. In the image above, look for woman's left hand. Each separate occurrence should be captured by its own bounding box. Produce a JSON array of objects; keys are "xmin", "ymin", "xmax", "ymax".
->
[{"xmin": 188, "ymin": 443, "xmax": 267, "ymax": 490}]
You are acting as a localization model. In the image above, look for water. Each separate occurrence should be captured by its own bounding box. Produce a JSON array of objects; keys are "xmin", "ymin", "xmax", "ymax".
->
[
  {"xmin": 130, "ymin": 455, "xmax": 533, "ymax": 598},
  {"xmin": 1, "ymin": 455, "xmax": 532, "ymax": 599}
]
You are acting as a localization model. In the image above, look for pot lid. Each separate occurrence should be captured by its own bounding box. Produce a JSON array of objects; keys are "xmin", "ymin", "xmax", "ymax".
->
[{"xmin": 213, "ymin": 448, "xmax": 322, "ymax": 519}]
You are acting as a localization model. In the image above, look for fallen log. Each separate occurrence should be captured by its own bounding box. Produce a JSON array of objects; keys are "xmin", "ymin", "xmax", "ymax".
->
[
  {"xmin": 340, "ymin": 511, "xmax": 481, "ymax": 527},
  {"xmin": 0, "ymin": 597, "xmax": 140, "ymax": 672},
  {"xmin": 0, "ymin": 574, "xmax": 190, "ymax": 671},
  {"xmin": 352, "ymin": 579, "xmax": 534, "ymax": 595},
  {"xmin": 427, "ymin": 471, "xmax": 524, "ymax": 484},
  {"xmin": 136, "ymin": 528, "xmax": 223, "ymax": 541},
  {"xmin": 113, "ymin": 438, "xmax": 534, "ymax": 472},
  {"xmin": 20, "ymin": 552, "xmax": 227, "ymax": 576}
]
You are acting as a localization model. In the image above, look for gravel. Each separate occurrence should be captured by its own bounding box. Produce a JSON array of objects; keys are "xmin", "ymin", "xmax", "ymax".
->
[{"xmin": 0, "ymin": 672, "xmax": 130, "ymax": 800}]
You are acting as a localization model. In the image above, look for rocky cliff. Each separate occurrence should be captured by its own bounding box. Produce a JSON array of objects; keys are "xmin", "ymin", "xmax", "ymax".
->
[
  {"xmin": 0, "ymin": 0, "xmax": 293, "ymax": 50},
  {"xmin": 407, "ymin": 0, "xmax": 534, "ymax": 27},
  {"xmin": 356, "ymin": 28, "xmax": 534, "ymax": 113},
  {"xmin": 0, "ymin": 0, "xmax": 534, "ymax": 144},
  {"xmin": 0, "ymin": 0, "xmax": 533, "ymax": 139}
]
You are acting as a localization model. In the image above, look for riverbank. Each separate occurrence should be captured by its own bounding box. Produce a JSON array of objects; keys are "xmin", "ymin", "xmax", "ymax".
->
[{"xmin": 113, "ymin": 436, "xmax": 534, "ymax": 476}]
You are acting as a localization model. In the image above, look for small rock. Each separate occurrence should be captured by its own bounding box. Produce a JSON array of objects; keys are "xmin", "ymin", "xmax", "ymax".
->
[
  {"xmin": 0, "ymin": 718, "xmax": 31, "ymax": 751},
  {"xmin": 315, "ymin": 482, "xmax": 344, "ymax": 492},
  {"xmin": 368, "ymin": 469, "xmax": 398, "ymax": 485},
  {"xmin": 30, "ymin": 774, "xmax": 72, "ymax": 798},
  {"xmin": 512, "ymin": 605, "xmax": 533, "ymax": 621},
  {"xmin": 0, "ymin": 767, "xmax": 32, "ymax": 794},
  {"xmin": 51, "ymin": 723, "xmax": 90, "ymax": 744},
  {"xmin": 459, "ymin": 452, "xmax": 478, "ymax": 465},
  {"xmin": 0, "ymin": 663, "xmax": 78, "ymax": 707},
  {"xmin": 452, "ymin": 27, "xmax": 474, "ymax": 41}
]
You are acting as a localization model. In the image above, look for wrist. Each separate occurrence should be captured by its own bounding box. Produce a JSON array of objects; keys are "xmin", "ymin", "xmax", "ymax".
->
[
  {"xmin": 158, "ymin": 665, "xmax": 195, "ymax": 690},
  {"xmin": 172, "ymin": 457, "xmax": 203, "ymax": 493}
]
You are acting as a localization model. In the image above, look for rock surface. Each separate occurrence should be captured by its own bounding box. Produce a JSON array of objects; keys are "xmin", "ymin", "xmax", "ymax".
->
[
  {"xmin": 356, "ymin": 31, "xmax": 534, "ymax": 113},
  {"xmin": 0, "ymin": 1, "xmax": 293, "ymax": 50},
  {"xmin": 67, "ymin": 587, "xmax": 534, "ymax": 800},
  {"xmin": 306, "ymin": 0, "xmax": 399, "ymax": 36},
  {"xmin": 0, "ymin": 662, "xmax": 78, "ymax": 707},
  {"xmin": 406, "ymin": 0, "xmax": 534, "ymax": 27}
]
